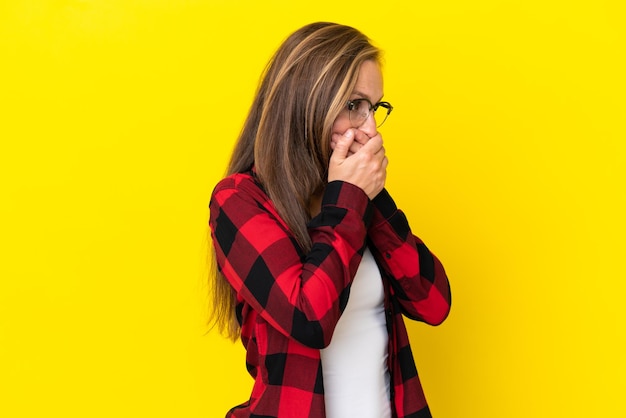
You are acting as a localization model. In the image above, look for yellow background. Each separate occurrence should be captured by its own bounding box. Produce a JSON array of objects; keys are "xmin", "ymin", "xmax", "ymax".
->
[{"xmin": 1, "ymin": 1, "xmax": 624, "ymax": 417}]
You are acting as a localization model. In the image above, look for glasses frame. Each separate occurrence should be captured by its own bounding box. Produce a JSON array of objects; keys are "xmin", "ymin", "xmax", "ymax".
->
[{"xmin": 346, "ymin": 98, "xmax": 394, "ymax": 128}]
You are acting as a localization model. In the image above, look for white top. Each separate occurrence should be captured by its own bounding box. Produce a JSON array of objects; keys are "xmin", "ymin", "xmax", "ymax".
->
[{"xmin": 320, "ymin": 247, "xmax": 391, "ymax": 418}]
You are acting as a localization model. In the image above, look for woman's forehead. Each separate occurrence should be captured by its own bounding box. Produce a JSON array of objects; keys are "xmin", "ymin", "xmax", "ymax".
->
[{"xmin": 351, "ymin": 61, "xmax": 384, "ymax": 102}]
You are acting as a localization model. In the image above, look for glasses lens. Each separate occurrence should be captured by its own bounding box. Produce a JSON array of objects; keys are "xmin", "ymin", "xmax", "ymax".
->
[
  {"xmin": 348, "ymin": 100, "xmax": 370, "ymax": 127},
  {"xmin": 374, "ymin": 104, "xmax": 391, "ymax": 127},
  {"xmin": 348, "ymin": 100, "xmax": 392, "ymax": 128}
]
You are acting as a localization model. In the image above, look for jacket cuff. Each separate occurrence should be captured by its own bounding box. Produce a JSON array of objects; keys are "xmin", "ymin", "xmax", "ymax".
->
[
  {"xmin": 323, "ymin": 181, "xmax": 373, "ymax": 226},
  {"xmin": 371, "ymin": 188, "xmax": 397, "ymax": 222}
]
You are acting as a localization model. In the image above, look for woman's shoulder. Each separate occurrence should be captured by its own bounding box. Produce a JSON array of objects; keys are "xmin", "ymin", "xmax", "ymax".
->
[
  {"xmin": 214, "ymin": 171, "xmax": 254, "ymax": 189},
  {"xmin": 212, "ymin": 170, "xmax": 267, "ymax": 201}
]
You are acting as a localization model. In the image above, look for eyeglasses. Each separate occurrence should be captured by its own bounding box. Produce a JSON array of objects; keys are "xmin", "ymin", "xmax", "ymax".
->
[{"xmin": 347, "ymin": 98, "xmax": 393, "ymax": 128}]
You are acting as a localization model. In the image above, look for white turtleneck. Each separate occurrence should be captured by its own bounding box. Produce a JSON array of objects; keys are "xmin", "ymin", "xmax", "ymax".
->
[{"xmin": 320, "ymin": 247, "xmax": 391, "ymax": 418}]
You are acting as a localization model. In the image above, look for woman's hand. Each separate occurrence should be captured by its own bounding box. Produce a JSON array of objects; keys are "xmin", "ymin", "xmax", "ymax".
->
[
  {"xmin": 330, "ymin": 128, "xmax": 370, "ymax": 156},
  {"xmin": 328, "ymin": 128, "xmax": 388, "ymax": 199}
]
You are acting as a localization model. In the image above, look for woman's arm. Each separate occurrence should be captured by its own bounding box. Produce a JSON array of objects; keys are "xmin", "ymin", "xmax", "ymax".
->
[
  {"xmin": 210, "ymin": 174, "xmax": 372, "ymax": 348},
  {"xmin": 367, "ymin": 189, "xmax": 451, "ymax": 325}
]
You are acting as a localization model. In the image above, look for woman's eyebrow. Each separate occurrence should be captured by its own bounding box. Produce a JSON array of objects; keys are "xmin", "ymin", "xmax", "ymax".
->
[
  {"xmin": 352, "ymin": 90, "xmax": 384, "ymax": 103},
  {"xmin": 352, "ymin": 90, "xmax": 370, "ymax": 100}
]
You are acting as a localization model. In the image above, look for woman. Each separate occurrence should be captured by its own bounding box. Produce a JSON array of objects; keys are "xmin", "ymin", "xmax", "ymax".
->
[{"xmin": 209, "ymin": 22, "xmax": 451, "ymax": 418}]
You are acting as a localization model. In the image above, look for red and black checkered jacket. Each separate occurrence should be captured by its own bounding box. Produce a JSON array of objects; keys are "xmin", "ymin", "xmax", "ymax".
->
[{"xmin": 209, "ymin": 171, "xmax": 451, "ymax": 418}]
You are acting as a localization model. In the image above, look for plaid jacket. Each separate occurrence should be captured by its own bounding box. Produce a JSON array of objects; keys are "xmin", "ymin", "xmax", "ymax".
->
[{"xmin": 209, "ymin": 171, "xmax": 451, "ymax": 418}]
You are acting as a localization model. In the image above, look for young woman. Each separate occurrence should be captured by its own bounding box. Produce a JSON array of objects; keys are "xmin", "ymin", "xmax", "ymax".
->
[{"xmin": 209, "ymin": 22, "xmax": 451, "ymax": 418}]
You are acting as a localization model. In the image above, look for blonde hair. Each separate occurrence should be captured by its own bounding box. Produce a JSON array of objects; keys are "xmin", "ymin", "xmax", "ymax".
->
[{"xmin": 210, "ymin": 22, "xmax": 380, "ymax": 340}]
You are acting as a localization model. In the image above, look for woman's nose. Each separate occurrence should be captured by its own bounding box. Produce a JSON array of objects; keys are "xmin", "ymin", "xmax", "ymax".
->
[{"xmin": 357, "ymin": 111, "xmax": 378, "ymax": 137}]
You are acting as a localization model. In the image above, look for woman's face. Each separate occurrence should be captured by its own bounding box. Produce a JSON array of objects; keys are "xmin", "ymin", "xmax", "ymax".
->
[{"xmin": 331, "ymin": 60, "xmax": 384, "ymax": 144}]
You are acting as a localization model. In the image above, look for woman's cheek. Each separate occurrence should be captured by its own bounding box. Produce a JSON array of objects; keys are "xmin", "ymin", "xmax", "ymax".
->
[{"xmin": 331, "ymin": 114, "xmax": 352, "ymax": 136}]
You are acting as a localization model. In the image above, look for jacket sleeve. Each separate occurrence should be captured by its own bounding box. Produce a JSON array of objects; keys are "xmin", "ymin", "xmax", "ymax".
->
[
  {"xmin": 209, "ymin": 176, "xmax": 373, "ymax": 348},
  {"xmin": 367, "ymin": 189, "xmax": 451, "ymax": 325}
]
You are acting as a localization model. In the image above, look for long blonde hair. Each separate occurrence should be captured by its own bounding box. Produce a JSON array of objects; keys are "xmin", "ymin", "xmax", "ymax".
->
[{"xmin": 210, "ymin": 22, "xmax": 380, "ymax": 340}]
